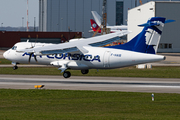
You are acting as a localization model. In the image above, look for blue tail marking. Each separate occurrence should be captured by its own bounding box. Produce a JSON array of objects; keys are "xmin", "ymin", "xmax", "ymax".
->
[{"xmin": 106, "ymin": 17, "xmax": 174, "ymax": 54}]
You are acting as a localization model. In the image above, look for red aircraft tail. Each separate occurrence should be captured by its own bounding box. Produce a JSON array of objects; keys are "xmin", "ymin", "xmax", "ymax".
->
[{"xmin": 90, "ymin": 19, "xmax": 101, "ymax": 33}]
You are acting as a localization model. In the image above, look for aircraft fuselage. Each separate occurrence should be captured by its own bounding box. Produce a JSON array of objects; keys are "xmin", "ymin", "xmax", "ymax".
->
[{"xmin": 4, "ymin": 46, "xmax": 165, "ymax": 70}]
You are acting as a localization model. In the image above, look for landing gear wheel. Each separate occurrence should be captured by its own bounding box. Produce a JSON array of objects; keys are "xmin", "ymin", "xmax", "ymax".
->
[
  {"xmin": 63, "ymin": 71, "xmax": 71, "ymax": 78},
  {"xmin": 13, "ymin": 66, "xmax": 18, "ymax": 70},
  {"xmin": 81, "ymin": 69, "xmax": 89, "ymax": 74}
]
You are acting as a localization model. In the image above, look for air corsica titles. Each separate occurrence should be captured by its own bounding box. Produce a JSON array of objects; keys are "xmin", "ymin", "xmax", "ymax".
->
[{"xmin": 22, "ymin": 52, "xmax": 101, "ymax": 62}]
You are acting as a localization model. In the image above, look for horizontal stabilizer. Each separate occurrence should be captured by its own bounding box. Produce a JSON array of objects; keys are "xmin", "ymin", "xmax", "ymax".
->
[
  {"xmin": 165, "ymin": 19, "xmax": 175, "ymax": 24},
  {"xmin": 138, "ymin": 18, "xmax": 175, "ymax": 27},
  {"xmin": 138, "ymin": 22, "xmax": 160, "ymax": 27}
]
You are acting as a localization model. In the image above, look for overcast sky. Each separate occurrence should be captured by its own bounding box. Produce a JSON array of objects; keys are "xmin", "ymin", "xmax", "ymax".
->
[{"xmin": 0, "ymin": 0, "xmax": 39, "ymax": 27}]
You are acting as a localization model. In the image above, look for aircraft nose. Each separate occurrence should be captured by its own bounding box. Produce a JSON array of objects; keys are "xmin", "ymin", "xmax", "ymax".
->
[
  {"xmin": 3, "ymin": 51, "xmax": 8, "ymax": 59},
  {"xmin": 3, "ymin": 51, "xmax": 6, "ymax": 59}
]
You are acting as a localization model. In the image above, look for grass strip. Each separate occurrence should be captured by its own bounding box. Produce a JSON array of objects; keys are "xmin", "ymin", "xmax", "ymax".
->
[
  {"xmin": 0, "ymin": 58, "xmax": 11, "ymax": 64},
  {"xmin": 0, "ymin": 89, "xmax": 180, "ymax": 120},
  {"xmin": 0, "ymin": 66, "xmax": 180, "ymax": 78}
]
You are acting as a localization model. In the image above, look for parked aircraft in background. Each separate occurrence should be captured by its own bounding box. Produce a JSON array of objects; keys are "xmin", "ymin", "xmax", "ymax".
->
[
  {"xmin": 3, "ymin": 17, "xmax": 173, "ymax": 78},
  {"xmin": 91, "ymin": 11, "xmax": 108, "ymax": 27},
  {"xmin": 90, "ymin": 19, "xmax": 127, "ymax": 33},
  {"xmin": 90, "ymin": 11, "xmax": 127, "ymax": 33}
]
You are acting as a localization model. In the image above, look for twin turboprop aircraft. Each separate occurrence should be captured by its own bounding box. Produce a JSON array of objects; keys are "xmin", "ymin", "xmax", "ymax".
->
[{"xmin": 3, "ymin": 17, "xmax": 173, "ymax": 78}]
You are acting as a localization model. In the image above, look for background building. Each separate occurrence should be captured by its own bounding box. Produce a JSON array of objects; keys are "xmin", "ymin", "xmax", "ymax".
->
[
  {"xmin": 39, "ymin": 0, "xmax": 136, "ymax": 37},
  {"xmin": 39, "ymin": 0, "xmax": 180, "ymax": 37},
  {"xmin": 0, "ymin": 31, "xmax": 81, "ymax": 48}
]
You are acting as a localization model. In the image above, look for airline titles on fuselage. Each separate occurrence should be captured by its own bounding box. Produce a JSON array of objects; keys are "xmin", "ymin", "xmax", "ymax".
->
[
  {"xmin": 22, "ymin": 52, "xmax": 122, "ymax": 62},
  {"xmin": 22, "ymin": 52, "xmax": 102, "ymax": 62}
]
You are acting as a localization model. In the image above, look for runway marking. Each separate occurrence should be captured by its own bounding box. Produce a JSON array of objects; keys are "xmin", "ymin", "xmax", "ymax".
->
[
  {"xmin": 1, "ymin": 75, "xmax": 180, "ymax": 93},
  {"xmin": 0, "ymin": 79, "xmax": 180, "ymax": 87}
]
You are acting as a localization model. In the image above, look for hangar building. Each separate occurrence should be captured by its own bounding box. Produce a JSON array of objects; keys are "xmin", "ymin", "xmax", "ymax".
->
[
  {"xmin": 39, "ymin": 0, "xmax": 179, "ymax": 37},
  {"xmin": 0, "ymin": 31, "xmax": 81, "ymax": 48},
  {"xmin": 39, "ymin": 0, "xmax": 145, "ymax": 37},
  {"xmin": 128, "ymin": 1, "xmax": 180, "ymax": 53}
]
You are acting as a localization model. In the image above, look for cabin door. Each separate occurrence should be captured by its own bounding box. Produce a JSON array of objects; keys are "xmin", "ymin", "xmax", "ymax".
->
[{"xmin": 103, "ymin": 51, "xmax": 111, "ymax": 68}]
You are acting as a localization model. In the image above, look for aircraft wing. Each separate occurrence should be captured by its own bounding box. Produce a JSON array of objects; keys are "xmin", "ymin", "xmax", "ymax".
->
[{"xmin": 19, "ymin": 30, "xmax": 130, "ymax": 55}]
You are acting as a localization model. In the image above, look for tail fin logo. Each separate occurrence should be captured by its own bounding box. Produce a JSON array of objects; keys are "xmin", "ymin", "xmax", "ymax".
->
[{"xmin": 92, "ymin": 23, "xmax": 97, "ymax": 28}]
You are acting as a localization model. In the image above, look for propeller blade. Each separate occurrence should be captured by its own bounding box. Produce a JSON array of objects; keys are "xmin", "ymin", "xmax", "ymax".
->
[
  {"xmin": 29, "ymin": 53, "xmax": 33, "ymax": 63},
  {"xmin": 34, "ymin": 55, "xmax": 38, "ymax": 63},
  {"xmin": 29, "ymin": 53, "xmax": 38, "ymax": 63}
]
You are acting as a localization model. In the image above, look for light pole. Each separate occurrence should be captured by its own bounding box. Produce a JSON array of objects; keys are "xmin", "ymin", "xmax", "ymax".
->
[
  {"xmin": 1, "ymin": 23, "xmax": 3, "ymax": 28},
  {"xmin": 22, "ymin": 17, "xmax": 24, "ymax": 31},
  {"xmin": 34, "ymin": 17, "xmax": 36, "ymax": 31}
]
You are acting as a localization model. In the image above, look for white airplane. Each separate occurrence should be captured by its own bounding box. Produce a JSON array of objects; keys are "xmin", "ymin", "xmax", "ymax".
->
[
  {"xmin": 3, "ymin": 17, "xmax": 173, "ymax": 78},
  {"xmin": 90, "ymin": 11, "xmax": 127, "ymax": 33}
]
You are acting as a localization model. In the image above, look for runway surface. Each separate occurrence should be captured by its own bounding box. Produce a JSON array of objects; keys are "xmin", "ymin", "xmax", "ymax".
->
[{"xmin": 0, "ymin": 75, "xmax": 180, "ymax": 93}]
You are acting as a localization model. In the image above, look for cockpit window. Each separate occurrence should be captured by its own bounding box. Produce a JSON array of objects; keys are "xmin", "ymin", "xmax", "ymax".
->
[{"xmin": 12, "ymin": 46, "xmax": 17, "ymax": 50}]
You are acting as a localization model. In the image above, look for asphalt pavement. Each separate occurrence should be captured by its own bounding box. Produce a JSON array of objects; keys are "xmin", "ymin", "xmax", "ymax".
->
[{"xmin": 0, "ymin": 75, "xmax": 180, "ymax": 93}]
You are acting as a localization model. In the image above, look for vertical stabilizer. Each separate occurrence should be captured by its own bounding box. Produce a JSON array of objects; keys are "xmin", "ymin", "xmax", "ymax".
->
[
  {"xmin": 91, "ymin": 11, "xmax": 109, "ymax": 26},
  {"xmin": 91, "ymin": 11, "xmax": 102, "ymax": 27},
  {"xmin": 106, "ymin": 17, "xmax": 174, "ymax": 54},
  {"xmin": 138, "ymin": 17, "xmax": 166, "ymax": 54},
  {"xmin": 90, "ymin": 19, "xmax": 101, "ymax": 33}
]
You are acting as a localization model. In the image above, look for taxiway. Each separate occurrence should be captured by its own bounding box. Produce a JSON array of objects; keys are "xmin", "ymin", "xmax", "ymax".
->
[{"xmin": 0, "ymin": 75, "xmax": 180, "ymax": 93}]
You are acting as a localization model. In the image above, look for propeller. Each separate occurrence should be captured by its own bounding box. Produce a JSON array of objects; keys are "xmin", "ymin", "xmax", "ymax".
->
[
  {"xmin": 28, "ymin": 35, "xmax": 39, "ymax": 63},
  {"xmin": 29, "ymin": 52, "xmax": 38, "ymax": 63},
  {"xmin": 28, "ymin": 52, "xmax": 38, "ymax": 63}
]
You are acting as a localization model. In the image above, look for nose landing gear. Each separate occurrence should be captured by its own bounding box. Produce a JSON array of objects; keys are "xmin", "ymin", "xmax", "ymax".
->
[
  {"xmin": 12, "ymin": 62, "xmax": 18, "ymax": 70},
  {"xmin": 13, "ymin": 65, "xmax": 18, "ymax": 70}
]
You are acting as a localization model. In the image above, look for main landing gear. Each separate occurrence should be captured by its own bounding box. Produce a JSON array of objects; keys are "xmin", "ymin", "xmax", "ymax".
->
[
  {"xmin": 13, "ymin": 65, "xmax": 18, "ymax": 70},
  {"xmin": 63, "ymin": 71, "xmax": 71, "ymax": 78},
  {"xmin": 81, "ymin": 69, "xmax": 89, "ymax": 74},
  {"xmin": 62, "ymin": 69, "xmax": 89, "ymax": 78}
]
